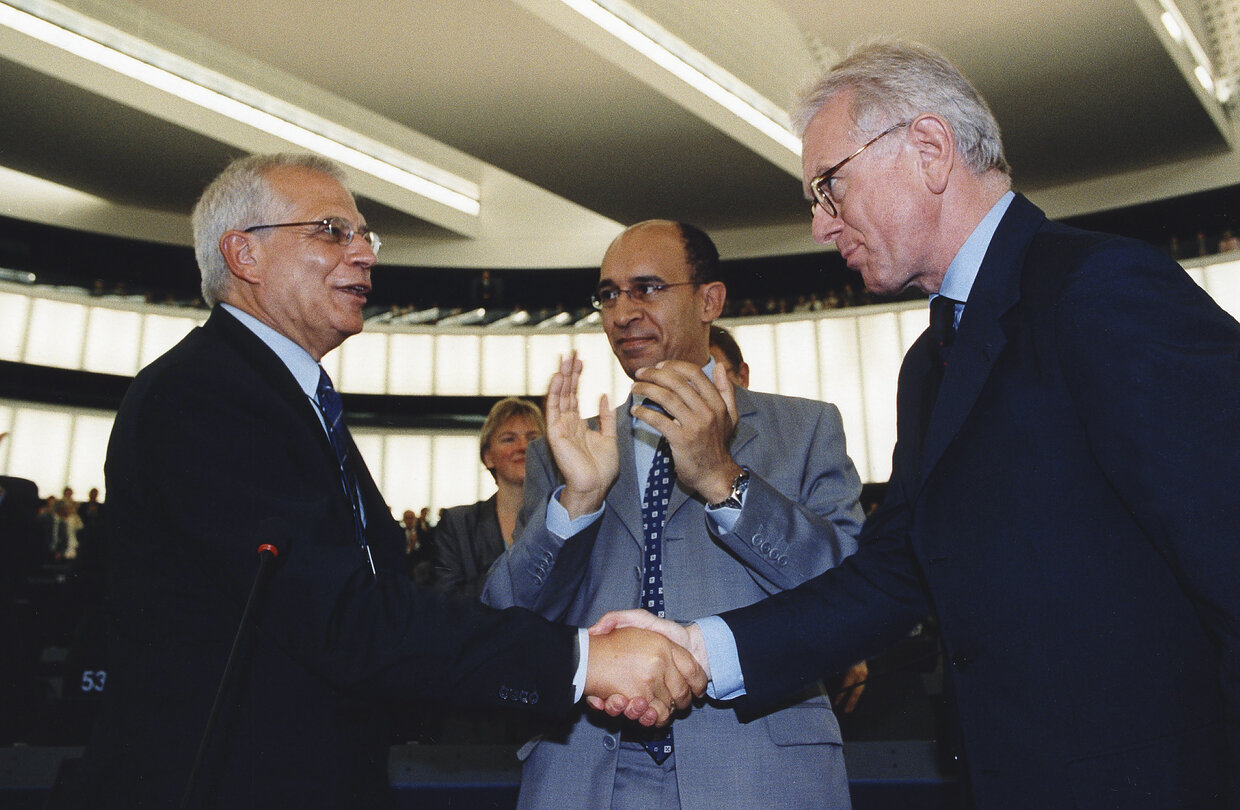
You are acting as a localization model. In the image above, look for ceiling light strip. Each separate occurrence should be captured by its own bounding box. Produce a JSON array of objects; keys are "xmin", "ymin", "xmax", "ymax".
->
[
  {"xmin": 558, "ymin": 0, "xmax": 801, "ymax": 155},
  {"xmin": 0, "ymin": 1, "xmax": 482, "ymax": 215}
]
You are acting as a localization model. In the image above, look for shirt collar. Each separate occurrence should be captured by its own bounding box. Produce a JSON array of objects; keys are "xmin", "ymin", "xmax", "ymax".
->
[
  {"xmin": 220, "ymin": 302, "xmax": 322, "ymax": 398},
  {"xmin": 936, "ymin": 190, "xmax": 1015, "ymax": 304}
]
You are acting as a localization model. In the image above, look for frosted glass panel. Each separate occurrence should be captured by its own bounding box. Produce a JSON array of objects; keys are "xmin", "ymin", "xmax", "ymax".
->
[
  {"xmin": 26, "ymin": 299, "xmax": 87, "ymax": 368},
  {"xmin": 337, "ymin": 332, "xmax": 388, "ymax": 394},
  {"xmin": 350, "ymin": 433, "xmax": 385, "ymax": 515},
  {"xmin": 0, "ymin": 293, "xmax": 29, "ymax": 361},
  {"xmin": 434, "ymin": 334, "xmax": 481, "ymax": 395},
  {"xmin": 83, "ymin": 308, "xmax": 142, "ymax": 376},
  {"xmin": 140, "ymin": 314, "xmax": 199, "ymax": 368},
  {"xmin": 1203, "ymin": 262, "xmax": 1240, "ymax": 321},
  {"xmin": 817, "ymin": 317, "xmax": 867, "ymax": 480},
  {"xmin": 431, "ymin": 433, "xmax": 482, "ymax": 513},
  {"xmin": 855, "ymin": 312, "xmax": 905, "ymax": 483},
  {"xmin": 67, "ymin": 414, "xmax": 113, "ymax": 497},
  {"xmin": 382, "ymin": 434, "xmax": 432, "ymax": 518},
  {"xmin": 9, "ymin": 408, "xmax": 72, "ymax": 492},
  {"xmin": 387, "ymin": 333, "xmax": 434, "ymax": 395},
  {"xmin": 732, "ymin": 324, "xmax": 775, "ymax": 393},
  {"xmin": 0, "ymin": 404, "xmax": 12, "ymax": 470},
  {"xmin": 773, "ymin": 320, "xmax": 819, "ymax": 400},
  {"xmin": 897, "ymin": 308, "xmax": 927, "ymax": 355},
  {"xmin": 526, "ymin": 334, "xmax": 573, "ymax": 397},
  {"xmin": 319, "ymin": 348, "xmax": 342, "ymax": 384},
  {"xmin": 572, "ymin": 332, "xmax": 620, "ymax": 410},
  {"xmin": 481, "ymin": 334, "xmax": 528, "ymax": 396}
]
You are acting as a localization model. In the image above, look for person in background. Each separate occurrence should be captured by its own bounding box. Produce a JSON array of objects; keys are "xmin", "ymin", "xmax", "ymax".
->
[
  {"xmin": 707, "ymin": 324, "xmax": 750, "ymax": 389},
  {"xmin": 435, "ymin": 397, "xmax": 545, "ymax": 599}
]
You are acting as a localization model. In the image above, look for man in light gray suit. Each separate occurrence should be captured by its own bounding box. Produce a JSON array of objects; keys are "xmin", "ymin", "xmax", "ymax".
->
[{"xmin": 484, "ymin": 220, "xmax": 866, "ymax": 809}]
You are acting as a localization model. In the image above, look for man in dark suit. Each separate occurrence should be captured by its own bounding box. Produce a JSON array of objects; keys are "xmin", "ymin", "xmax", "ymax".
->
[
  {"xmin": 597, "ymin": 41, "xmax": 1240, "ymax": 808},
  {"xmin": 67, "ymin": 153, "xmax": 703, "ymax": 809}
]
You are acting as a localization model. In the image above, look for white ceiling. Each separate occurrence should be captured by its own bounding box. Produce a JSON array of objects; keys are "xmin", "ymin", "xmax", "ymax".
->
[{"xmin": 0, "ymin": 0, "xmax": 1236, "ymax": 269}]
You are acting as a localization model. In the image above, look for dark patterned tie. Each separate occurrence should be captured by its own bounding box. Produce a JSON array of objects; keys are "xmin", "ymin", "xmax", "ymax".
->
[
  {"xmin": 639, "ymin": 435, "xmax": 675, "ymax": 763},
  {"xmin": 315, "ymin": 367, "xmax": 366, "ymax": 551}
]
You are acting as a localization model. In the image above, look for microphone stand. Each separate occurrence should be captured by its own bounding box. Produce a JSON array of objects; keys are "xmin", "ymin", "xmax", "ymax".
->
[{"xmin": 180, "ymin": 543, "xmax": 280, "ymax": 810}]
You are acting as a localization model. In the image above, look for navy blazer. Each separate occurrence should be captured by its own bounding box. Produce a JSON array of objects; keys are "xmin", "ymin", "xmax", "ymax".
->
[
  {"xmin": 722, "ymin": 195, "xmax": 1240, "ymax": 808},
  {"xmin": 69, "ymin": 307, "xmax": 577, "ymax": 809},
  {"xmin": 435, "ymin": 494, "xmax": 507, "ymax": 599}
]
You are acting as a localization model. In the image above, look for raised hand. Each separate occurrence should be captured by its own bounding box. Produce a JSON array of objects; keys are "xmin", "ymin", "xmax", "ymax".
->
[
  {"xmin": 545, "ymin": 352, "xmax": 619, "ymax": 518},
  {"xmin": 584, "ymin": 626, "xmax": 707, "ymax": 727},
  {"xmin": 630, "ymin": 360, "xmax": 740, "ymax": 504}
]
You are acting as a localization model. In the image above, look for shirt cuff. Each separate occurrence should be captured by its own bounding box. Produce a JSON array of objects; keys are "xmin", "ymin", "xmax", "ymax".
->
[
  {"xmin": 573, "ymin": 627, "xmax": 589, "ymax": 703},
  {"xmin": 703, "ymin": 475, "xmax": 747, "ymax": 533},
  {"xmin": 547, "ymin": 484, "xmax": 605, "ymax": 539},
  {"xmin": 695, "ymin": 615, "xmax": 746, "ymax": 700}
]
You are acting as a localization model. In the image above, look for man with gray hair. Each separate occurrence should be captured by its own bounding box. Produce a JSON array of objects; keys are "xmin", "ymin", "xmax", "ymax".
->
[
  {"xmin": 596, "ymin": 41, "xmax": 1240, "ymax": 807},
  {"xmin": 65, "ymin": 153, "xmax": 703, "ymax": 809}
]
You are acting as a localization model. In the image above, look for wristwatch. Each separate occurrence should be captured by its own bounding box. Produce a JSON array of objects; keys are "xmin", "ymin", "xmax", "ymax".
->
[{"xmin": 708, "ymin": 466, "xmax": 750, "ymax": 510}]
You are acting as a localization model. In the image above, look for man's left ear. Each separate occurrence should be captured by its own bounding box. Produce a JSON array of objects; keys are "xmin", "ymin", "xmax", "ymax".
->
[
  {"xmin": 909, "ymin": 113, "xmax": 955, "ymax": 195},
  {"xmin": 701, "ymin": 281, "xmax": 726, "ymax": 321}
]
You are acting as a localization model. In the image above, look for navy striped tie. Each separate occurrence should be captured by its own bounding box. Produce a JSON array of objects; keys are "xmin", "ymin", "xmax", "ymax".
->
[{"xmin": 315, "ymin": 367, "xmax": 366, "ymax": 550}]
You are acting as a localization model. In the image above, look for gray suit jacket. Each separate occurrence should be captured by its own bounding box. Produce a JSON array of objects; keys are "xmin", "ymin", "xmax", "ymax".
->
[{"xmin": 483, "ymin": 385, "xmax": 865, "ymax": 810}]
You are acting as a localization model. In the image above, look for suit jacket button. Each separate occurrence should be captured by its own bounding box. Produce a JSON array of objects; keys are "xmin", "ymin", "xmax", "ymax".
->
[
  {"xmin": 499, "ymin": 686, "xmax": 510, "ymax": 700},
  {"xmin": 777, "ymin": 555, "xmax": 788, "ymax": 566},
  {"xmin": 529, "ymin": 691, "xmax": 539, "ymax": 705},
  {"xmin": 602, "ymin": 734, "xmax": 618, "ymax": 751}
]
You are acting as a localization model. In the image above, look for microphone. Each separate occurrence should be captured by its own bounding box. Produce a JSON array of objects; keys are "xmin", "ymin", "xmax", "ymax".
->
[{"xmin": 181, "ymin": 524, "xmax": 286, "ymax": 810}]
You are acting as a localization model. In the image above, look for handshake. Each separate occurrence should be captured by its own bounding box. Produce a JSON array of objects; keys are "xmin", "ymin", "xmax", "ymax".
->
[{"xmin": 583, "ymin": 610, "xmax": 711, "ymax": 727}]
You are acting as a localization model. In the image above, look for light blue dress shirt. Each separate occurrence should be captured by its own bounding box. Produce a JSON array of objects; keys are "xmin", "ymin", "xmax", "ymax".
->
[{"xmin": 701, "ymin": 190, "xmax": 1016, "ymax": 700}]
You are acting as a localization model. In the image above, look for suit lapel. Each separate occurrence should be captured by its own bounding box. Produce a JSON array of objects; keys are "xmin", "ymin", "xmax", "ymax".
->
[
  {"xmin": 607, "ymin": 403, "xmax": 647, "ymax": 551},
  {"xmin": 919, "ymin": 194, "xmax": 1046, "ymax": 485}
]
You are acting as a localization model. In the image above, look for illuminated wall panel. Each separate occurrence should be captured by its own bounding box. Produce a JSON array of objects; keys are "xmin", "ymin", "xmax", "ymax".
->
[
  {"xmin": 337, "ymin": 331, "xmax": 389, "ymax": 394},
  {"xmin": 83, "ymin": 308, "xmax": 142, "ymax": 376},
  {"xmin": 434, "ymin": 334, "xmax": 481, "ymax": 395},
  {"xmin": 26, "ymin": 298, "xmax": 87, "ymax": 368},
  {"xmin": 1203, "ymin": 259, "xmax": 1240, "ymax": 319},
  {"xmin": 66, "ymin": 414, "xmax": 113, "ymax": 494},
  {"xmin": 431, "ymin": 434, "xmax": 484, "ymax": 512},
  {"xmin": 817, "ymin": 317, "xmax": 867, "ymax": 482},
  {"xmin": 0, "ymin": 292, "xmax": 30, "ymax": 361},
  {"xmin": 855, "ymin": 311, "xmax": 905, "ymax": 483},
  {"xmin": 731, "ymin": 324, "xmax": 775, "ymax": 393},
  {"xmin": 386, "ymin": 333, "xmax": 434, "ymax": 395},
  {"xmin": 139, "ymin": 313, "xmax": 200, "ymax": 369},
  {"xmin": 773, "ymin": 320, "xmax": 820, "ymax": 401},
  {"xmin": 8, "ymin": 408, "xmax": 73, "ymax": 494},
  {"xmin": 573, "ymin": 332, "xmax": 621, "ymax": 412},
  {"xmin": 526, "ymin": 333, "xmax": 573, "ymax": 399},
  {"xmin": 480, "ymin": 334, "xmax": 528, "ymax": 396},
  {"xmin": 379, "ymin": 434, "xmax": 433, "ymax": 518}
]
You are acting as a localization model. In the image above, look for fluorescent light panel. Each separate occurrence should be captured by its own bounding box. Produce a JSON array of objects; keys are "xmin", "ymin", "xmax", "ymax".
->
[
  {"xmin": 0, "ymin": 1, "xmax": 481, "ymax": 216},
  {"xmin": 558, "ymin": 0, "xmax": 801, "ymax": 156},
  {"xmin": 1156, "ymin": 0, "xmax": 1230, "ymax": 104}
]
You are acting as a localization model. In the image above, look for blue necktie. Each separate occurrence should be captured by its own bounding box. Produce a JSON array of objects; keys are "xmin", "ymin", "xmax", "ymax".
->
[
  {"xmin": 639, "ymin": 436, "xmax": 674, "ymax": 763},
  {"xmin": 315, "ymin": 367, "xmax": 367, "ymax": 553}
]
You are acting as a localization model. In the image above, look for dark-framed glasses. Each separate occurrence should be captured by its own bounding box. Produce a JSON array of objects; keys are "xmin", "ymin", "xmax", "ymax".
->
[
  {"xmin": 809, "ymin": 121, "xmax": 909, "ymax": 218},
  {"xmin": 591, "ymin": 281, "xmax": 699, "ymax": 310},
  {"xmin": 244, "ymin": 217, "xmax": 381, "ymax": 255}
]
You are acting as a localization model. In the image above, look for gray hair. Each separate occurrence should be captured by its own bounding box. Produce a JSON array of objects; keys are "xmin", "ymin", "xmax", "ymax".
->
[
  {"xmin": 794, "ymin": 40, "xmax": 1009, "ymax": 177},
  {"xmin": 191, "ymin": 153, "xmax": 347, "ymax": 306}
]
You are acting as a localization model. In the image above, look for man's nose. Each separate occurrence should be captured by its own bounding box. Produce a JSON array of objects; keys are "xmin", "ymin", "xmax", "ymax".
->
[{"xmin": 811, "ymin": 204, "xmax": 842, "ymax": 246}]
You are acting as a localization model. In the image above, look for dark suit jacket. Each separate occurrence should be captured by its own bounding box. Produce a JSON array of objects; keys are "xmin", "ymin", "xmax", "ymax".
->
[
  {"xmin": 722, "ymin": 195, "xmax": 1240, "ymax": 808},
  {"xmin": 70, "ymin": 306, "xmax": 576, "ymax": 809},
  {"xmin": 434, "ymin": 494, "xmax": 506, "ymax": 599}
]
